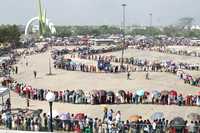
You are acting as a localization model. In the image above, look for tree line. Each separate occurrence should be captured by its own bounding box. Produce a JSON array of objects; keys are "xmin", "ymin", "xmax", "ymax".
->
[
  {"xmin": 0, "ymin": 17, "xmax": 200, "ymax": 48},
  {"xmin": 0, "ymin": 25, "xmax": 21, "ymax": 48},
  {"xmin": 55, "ymin": 25, "xmax": 200, "ymax": 38},
  {"xmin": 55, "ymin": 25, "xmax": 121, "ymax": 37},
  {"xmin": 55, "ymin": 17, "xmax": 200, "ymax": 38}
]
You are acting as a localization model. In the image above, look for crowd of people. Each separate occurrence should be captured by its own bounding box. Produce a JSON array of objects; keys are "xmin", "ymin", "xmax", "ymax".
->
[
  {"xmin": 3, "ymin": 80, "xmax": 199, "ymax": 106},
  {"xmin": 0, "ymin": 55, "xmax": 17, "ymax": 77},
  {"xmin": 0, "ymin": 43, "xmax": 50, "ymax": 77},
  {"xmin": 53, "ymin": 58, "xmax": 124, "ymax": 73},
  {"xmin": 0, "ymin": 108, "xmax": 43, "ymax": 131},
  {"xmin": 78, "ymin": 54, "xmax": 200, "ymax": 86},
  {"xmin": 51, "ymin": 45, "xmax": 123, "ymax": 57},
  {"xmin": 53, "ymin": 53, "xmax": 181, "ymax": 74},
  {"xmin": 0, "ymin": 107, "xmax": 200, "ymax": 133},
  {"xmin": 52, "ymin": 52, "xmax": 200, "ymax": 88},
  {"xmin": 1, "ymin": 41, "xmax": 200, "ymax": 132},
  {"xmin": 132, "ymin": 45, "xmax": 200, "ymax": 58},
  {"xmin": 76, "ymin": 54, "xmax": 200, "ymax": 72},
  {"xmin": 51, "ymin": 43, "xmax": 200, "ymax": 74},
  {"xmin": 130, "ymin": 37, "xmax": 198, "ymax": 48}
]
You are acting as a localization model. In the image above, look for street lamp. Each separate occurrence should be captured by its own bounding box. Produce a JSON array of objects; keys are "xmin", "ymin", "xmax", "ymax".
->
[
  {"xmin": 121, "ymin": 4, "xmax": 126, "ymax": 70},
  {"xmin": 47, "ymin": 44, "xmax": 53, "ymax": 75},
  {"xmin": 48, "ymin": 56, "xmax": 52, "ymax": 75},
  {"xmin": 46, "ymin": 92, "xmax": 55, "ymax": 132}
]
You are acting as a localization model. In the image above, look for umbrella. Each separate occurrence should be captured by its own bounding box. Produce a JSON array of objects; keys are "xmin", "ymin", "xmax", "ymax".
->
[
  {"xmin": 59, "ymin": 113, "xmax": 69, "ymax": 121},
  {"xmin": 76, "ymin": 90, "xmax": 84, "ymax": 95},
  {"xmin": 48, "ymin": 110, "xmax": 59, "ymax": 118},
  {"xmin": 136, "ymin": 89, "xmax": 144, "ymax": 97},
  {"xmin": 144, "ymin": 91, "xmax": 150, "ymax": 96},
  {"xmin": 99, "ymin": 90, "xmax": 106, "ymax": 96},
  {"xmin": 92, "ymin": 90, "xmax": 99, "ymax": 96},
  {"xmin": 151, "ymin": 112, "xmax": 164, "ymax": 120},
  {"xmin": 23, "ymin": 86, "xmax": 32, "ymax": 91},
  {"xmin": 151, "ymin": 90, "xmax": 160, "ymax": 98},
  {"xmin": 161, "ymin": 90, "xmax": 169, "ymax": 96},
  {"xmin": 32, "ymin": 109, "xmax": 43, "ymax": 117},
  {"xmin": 107, "ymin": 91, "xmax": 114, "ymax": 96},
  {"xmin": 18, "ymin": 82, "xmax": 24, "ymax": 86},
  {"xmin": 70, "ymin": 61, "xmax": 76, "ymax": 65},
  {"xmin": 187, "ymin": 113, "xmax": 200, "ymax": 121},
  {"xmin": 75, "ymin": 113, "xmax": 84, "ymax": 121},
  {"xmin": 118, "ymin": 90, "xmax": 126, "ymax": 95},
  {"xmin": 66, "ymin": 59, "xmax": 72, "ymax": 62},
  {"xmin": 170, "ymin": 117, "xmax": 185, "ymax": 129},
  {"xmin": 69, "ymin": 90, "xmax": 75, "ymax": 95},
  {"xmin": 170, "ymin": 90, "xmax": 177, "ymax": 96},
  {"xmin": 128, "ymin": 115, "xmax": 142, "ymax": 122}
]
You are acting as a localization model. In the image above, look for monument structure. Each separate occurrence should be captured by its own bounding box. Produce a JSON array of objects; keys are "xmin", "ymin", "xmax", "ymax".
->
[{"xmin": 24, "ymin": 0, "xmax": 56, "ymax": 37}]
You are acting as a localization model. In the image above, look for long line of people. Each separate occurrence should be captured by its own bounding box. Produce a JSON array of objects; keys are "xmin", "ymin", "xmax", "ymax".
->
[
  {"xmin": 1, "ymin": 107, "xmax": 200, "ymax": 133},
  {"xmin": 129, "ymin": 37, "xmax": 198, "ymax": 48},
  {"xmin": 132, "ymin": 45, "xmax": 200, "ymax": 58},
  {"xmin": 6, "ymin": 80, "xmax": 200, "ymax": 106},
  {"xmin": 70, "ymin": 54, "xmax": 200, "ymax": 87},
  {"xmin": 51, "ymin": 45, "xmax": 123, "ymax": 58},
  {"xmin": 76, "ymin": 54, "xmax": 200, "ymax": 71},
  {"xmin": 53, "ymin": 58, "xmax": 123, "ymax": 73},
  {"xmin": 53, "ymin": 54, "xmax": 176, "ymax": 74}
]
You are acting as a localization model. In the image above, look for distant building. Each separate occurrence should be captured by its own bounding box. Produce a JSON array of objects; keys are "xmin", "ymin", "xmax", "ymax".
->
[
  {"xmin": 91, "ymin": 39, "xmax": 115, "ymax": 45},
  {"xmin": 108, "ymin": 35, "xmax": 121, "ymax": 43}
]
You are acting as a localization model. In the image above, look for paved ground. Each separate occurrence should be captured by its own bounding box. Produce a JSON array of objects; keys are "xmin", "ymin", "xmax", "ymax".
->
[
  {"xmin": 10, "ymin": 46, "xmax": 200, "ymax": 121},
  {"xmin": 100, "ymin": 47, "xmax": 200, "ymax": 64}
]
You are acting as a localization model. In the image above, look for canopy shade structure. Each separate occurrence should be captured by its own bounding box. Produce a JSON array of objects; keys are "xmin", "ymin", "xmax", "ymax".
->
[
  {"xmin": 0, "ymin": 86, "xmax": 10, "ymax": 97},
  {"xmin": 0, "ymin": 86, "xmax": 10, "ymax": 112}
]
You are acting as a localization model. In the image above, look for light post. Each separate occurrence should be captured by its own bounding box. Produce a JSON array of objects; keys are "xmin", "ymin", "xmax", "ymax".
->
[
  {"xmin": 48, "ymin": 45, "xmax": 53, "ymax": 75},
  {"xmin": 49, "ymin": 56, "xmax": 52, "ymax": 75},
  {"xmin": 46, "ymin": 92, "xmax": 55, "ymax": 132},
  {"xmin": 121, "ymin": 4, "xmax": 126, "ymax": 70}
]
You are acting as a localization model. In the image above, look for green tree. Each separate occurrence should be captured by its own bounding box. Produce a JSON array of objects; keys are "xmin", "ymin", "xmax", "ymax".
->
[
  {"xmin": 0, "ymin": 25, "xmax": 21, "ymax": 47},
  {"xmin": 55, "ymin": 26, "xmax": 72, "ymax": 37},
  {"xmin": 162, "ymin": 26, "xmax": 179, "ymax": 37},
  {"xmin": 178, "ymin": 17, "xmax": 194, "ymax": 29}
]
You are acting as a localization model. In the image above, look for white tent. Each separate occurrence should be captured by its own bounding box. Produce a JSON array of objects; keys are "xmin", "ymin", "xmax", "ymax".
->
[
  {"xmin": 0, "ymin": 86, "xmax": 9, "ymax": 97},
  {"xmin": 0, "ymin": 86, "xmax": 10, "ymax": 111}
]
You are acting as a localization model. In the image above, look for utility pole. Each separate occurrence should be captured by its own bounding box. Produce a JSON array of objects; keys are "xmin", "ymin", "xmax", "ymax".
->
[{"xmin": 121, "ymin": 4, "xmax": 126, "ymax": 70}]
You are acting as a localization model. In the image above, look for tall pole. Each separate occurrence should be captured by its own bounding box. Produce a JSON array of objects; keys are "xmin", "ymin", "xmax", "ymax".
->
[
  {"xmin": 49, "ymin": 57, "xmax": 52, "ymax": 75},
  {"xmin": 121, "ymin": 4, "xmax": 126, "ymax": 70},
  {"xmin": 48, "ymin": 46, "xmax": 52, "ymax": 75},
  {"xmin": 49, "ymin": 102, "xmax": 53, "ymax": 132},
  {"xmin": 149, "ymin": 13, "xmax": 152, "ymax": 37}
]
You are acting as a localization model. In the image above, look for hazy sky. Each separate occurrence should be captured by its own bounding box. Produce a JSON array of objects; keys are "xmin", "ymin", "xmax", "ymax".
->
[{"xmin": 0, "ymin": 0, "xmax": 199, "ymax": 26}]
